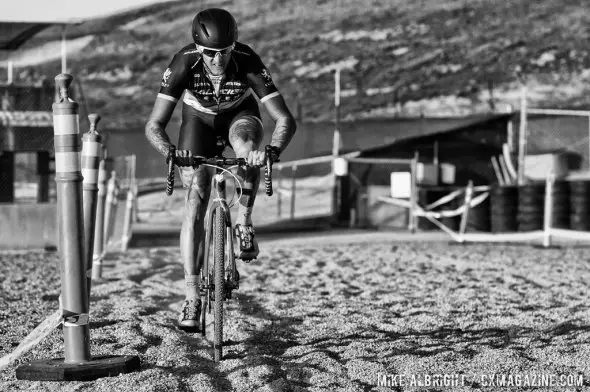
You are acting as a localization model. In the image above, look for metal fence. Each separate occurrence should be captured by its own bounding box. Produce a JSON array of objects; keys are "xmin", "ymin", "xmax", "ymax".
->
[{"xmin": 0, "ymin": 83, "xmax": 55, "ymax": 112}]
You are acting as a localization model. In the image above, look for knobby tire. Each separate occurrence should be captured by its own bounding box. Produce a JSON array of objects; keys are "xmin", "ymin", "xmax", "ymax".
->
[{"xmin": 213, "ymin": 207, "xmax": 225, "ymax": 362}]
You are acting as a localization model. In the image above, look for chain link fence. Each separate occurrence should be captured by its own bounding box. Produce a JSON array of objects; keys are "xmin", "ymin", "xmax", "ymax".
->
[{"xmin": 0, "ymin": 80, "xmax": 57, "ymax": 203}]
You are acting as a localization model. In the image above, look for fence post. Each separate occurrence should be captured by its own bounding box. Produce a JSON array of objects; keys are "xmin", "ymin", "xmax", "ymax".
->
[
  {"xmin": 542, "ymin": 172, "xmax": 554, "ymax": 248},
  {"xmin": 332, "ymin": 157, "xmax": 350, "ymax": 225},
  {"xmin": 290, "ymin": 165, "xmax": 297, "ymax": 220},
  {"xmin": 409, "ymin": 153, "xmax": 418, "ymax": 233},
  {"xmin": 517, "ymin": 71, "xmax": 528, "ymax": 185},
  {"xmin": 458, "ymin": 181, "xmax": 474, "ymax": 241}
]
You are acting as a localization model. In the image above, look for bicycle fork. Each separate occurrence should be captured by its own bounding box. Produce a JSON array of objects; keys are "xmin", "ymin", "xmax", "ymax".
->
[{"xmin": 201, "ymin": 174, "xmax": 239, "ymax": 301}]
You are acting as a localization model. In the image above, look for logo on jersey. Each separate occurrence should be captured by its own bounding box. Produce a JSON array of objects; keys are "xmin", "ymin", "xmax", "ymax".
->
[
  {"xmin": 161, "ymin": 68, "xmax": 172, "ymax": 88},
  {"xmin": 260, "ymin": 68, "xmax": 274, "ymax": 87}
]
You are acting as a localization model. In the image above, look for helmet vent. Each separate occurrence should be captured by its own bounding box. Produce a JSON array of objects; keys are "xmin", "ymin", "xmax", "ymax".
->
[{"xmin": 200, "ymin": 23, "xmax": 210, "ymax": 38}]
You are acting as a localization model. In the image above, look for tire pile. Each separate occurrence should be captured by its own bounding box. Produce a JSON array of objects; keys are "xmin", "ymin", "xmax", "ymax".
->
[
  {"xmin": 491, "ymin": 181, "xmax": 572, "ymax": 232},
  {"xmin": 466, "ymin": 196, "xmax": 491, "ymax": 232},
  {"xmin": 490, "ymin": 185, "xmax": 518, "ymax": 232},
  {"xmin": 550, "ymin": 180, "xmax": 570, "ymax": 229},
  {"xmin": 569, "ymin": 180, "xmax": 590, "ymax": 231},
  {"xmin": 517, "ymin": 182, "xmax": 545, "ymax": 232}
]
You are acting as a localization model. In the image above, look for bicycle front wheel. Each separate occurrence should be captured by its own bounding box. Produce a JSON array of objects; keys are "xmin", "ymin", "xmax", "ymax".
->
[{"xmin": 213, "ymin": 207, "xmax": 225, "ymax": 362}]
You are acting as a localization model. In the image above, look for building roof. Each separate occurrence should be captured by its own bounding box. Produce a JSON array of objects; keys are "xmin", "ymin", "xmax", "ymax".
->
[
  {"xmin": 0, "ymin": 20, "xmax": 82, "ymax": 51},
  {"xmin": 358, "ymin": 113, "xmax": 513, "ymax": 156}
]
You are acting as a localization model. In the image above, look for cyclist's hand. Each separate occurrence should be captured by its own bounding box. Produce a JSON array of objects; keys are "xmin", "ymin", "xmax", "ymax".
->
[
  {"xmin": 247, "ymin": 150, "xmax": 266, "ymax": 167},
  {"xmin": 175, "ymin": 149, "xmax": 193, "ymax": 167}
]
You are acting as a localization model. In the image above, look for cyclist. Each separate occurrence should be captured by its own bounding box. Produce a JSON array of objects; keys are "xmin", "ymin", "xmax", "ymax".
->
[{"xmin": 145, "ymin": 8, "xmax": 297, "ymax": 332}]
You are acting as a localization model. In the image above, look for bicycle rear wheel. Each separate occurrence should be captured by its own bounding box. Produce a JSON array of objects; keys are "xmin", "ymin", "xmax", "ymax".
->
[
  {"xmin": 200, "ymin": 286, "xmax": 207, "ymax": 337},
  {"xmin": 213, "ymin": 207, "xmax": 225, "ymax": 362}
]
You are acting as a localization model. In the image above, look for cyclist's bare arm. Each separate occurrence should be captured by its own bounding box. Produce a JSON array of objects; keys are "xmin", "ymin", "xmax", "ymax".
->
[
  {"xmin": 145, "ymin": 96, "xmax": 177, "ymax": 158},
  {"xmin": 262, "ymin": 94, "xmax": 297, "ymax": 153}
]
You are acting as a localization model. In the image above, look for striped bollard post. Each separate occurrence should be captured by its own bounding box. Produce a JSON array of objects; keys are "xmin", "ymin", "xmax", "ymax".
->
[
  {"xmin": 92, "ymin": 157, "xmax": 107, "ymax": 280},
  {"xmin": 103, "ymin": 170, "xmax": 118, "ymax": 250},
  {"xmin": 52, "ymin": 74, "xmax": 91, "ymax": 364},
  {"xmin": 15, "ymin": 74, "xmax": 140, "ymax": 381},
  {"xmin": 120, "ymin": 187, "xmax": 135, "ymax": 252},
  {"xmin": 82, "ymin": 114, "xmax": 102, "ymax": 301}
]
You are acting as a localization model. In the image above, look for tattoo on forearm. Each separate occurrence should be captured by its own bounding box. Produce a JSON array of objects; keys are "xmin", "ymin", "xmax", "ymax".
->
[
  {"xmin": 145, "ymin": 121, "xmax": 172, "ymax": 157},
  {"xmin": 271, "ymin": 117, "xmax": 296, "ymax": 151}
]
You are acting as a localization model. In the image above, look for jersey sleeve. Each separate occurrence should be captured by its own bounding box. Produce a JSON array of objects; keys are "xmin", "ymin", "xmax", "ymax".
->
[
  {"xmin": 157, "ymin": 53, "xmax": 189, "ymax": 103},
  {"xmin": 246, "ymin": 51, "xmax": 280, "ymax": 103}
]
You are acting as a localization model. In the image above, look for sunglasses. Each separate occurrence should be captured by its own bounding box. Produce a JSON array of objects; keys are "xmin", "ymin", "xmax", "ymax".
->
[{"xmin": 202, "ymin": 47, "xmax": 233, "ymax": 57}]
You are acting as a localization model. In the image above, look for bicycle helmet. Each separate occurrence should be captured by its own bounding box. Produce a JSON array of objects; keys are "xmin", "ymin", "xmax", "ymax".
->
[{"xmin": 192, "ymin": 8, "xmax": 238, "ymax": 49}]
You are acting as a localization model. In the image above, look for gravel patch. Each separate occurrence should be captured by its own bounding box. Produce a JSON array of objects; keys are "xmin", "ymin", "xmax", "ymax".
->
[{"xmin": 1, "ymin": 238, "xmax": 590, "ymax": 391}]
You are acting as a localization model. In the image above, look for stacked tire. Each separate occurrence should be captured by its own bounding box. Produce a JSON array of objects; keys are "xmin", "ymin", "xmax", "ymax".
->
[
  {"xmin": 517, "ymin": 182, "xmax": 545, "ymax": 232},
  {"xmin": 466, "ymin": 195, "xmax": 491, "ymax": 232},
  {"xmin": 550, "ymin": 180, "xmax": 570, "ymax": 229},
  {"xmin": 569, "ymin": 180, "xmax": 590, "ymax": 231},
  {"xmin": 490, "ymin": 185, "xmax": 518, "ymax": 232}
]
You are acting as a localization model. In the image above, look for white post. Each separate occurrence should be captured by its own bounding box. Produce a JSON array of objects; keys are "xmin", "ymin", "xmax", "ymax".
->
[
  {"xmin": 498, "ymin": 155, "xmax": 511, "ymax": 185},
  {"xmin": 61, "ymin": 25, "xmax": 67, "ymax": 73},
  {"xmin": 290, "ymin": 165, "xmax": 297, "ymax": 220},
  {"xmin": 333, "ymin": 67, "xmax": 341, "ymax": 159},
  {"xmin": 517, "ymin": 82, "xmax": 528, "ymax": 184},
  {"xmin": 7, "ymin": 61, "xmax": 13, "ymax": 84},
  {"xmin": 491, "ymin": 156, "xmax": 505, "ymax": 185},
  {"xmin": 542, "ymin": 172, "xmax": 554, "ymax": 248},
  {"xmin": 433, "ymin": 140, "xmax": 439, "ymax": 165},
  {"xmin": 459, "ymin": 181, "xmax": 474, "ymax": 240},
  {"xmin": 507, "ymin": 120, "xmax": 514, "ymax": 152},
  {"xmin": 409, "ymin": 153, "xmax": 418, "ymax": 233}
]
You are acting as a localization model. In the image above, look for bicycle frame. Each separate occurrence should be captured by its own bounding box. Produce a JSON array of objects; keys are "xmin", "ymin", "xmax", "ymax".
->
[{"xmin": 201, "ymin": 171, "xmax": 238, "ymax": 299}]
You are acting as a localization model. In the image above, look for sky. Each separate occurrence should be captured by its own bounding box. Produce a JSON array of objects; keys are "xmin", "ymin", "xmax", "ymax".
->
[{"xmin": 0, "ymin": 0, "xmax": 176, "ymax": 23}]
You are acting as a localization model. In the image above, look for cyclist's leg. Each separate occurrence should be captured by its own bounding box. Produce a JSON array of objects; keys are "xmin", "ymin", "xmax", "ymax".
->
[
  {"xmin": 226, "ymin": 101, "xmax": 263, "ymax": 258},
  {"xmin": 228, "ymin": 112, "xmax": 263, "ymax": 225},
  {"xmin": 177, "ymin": 104, "xmax": 216, "ymax": 328}
]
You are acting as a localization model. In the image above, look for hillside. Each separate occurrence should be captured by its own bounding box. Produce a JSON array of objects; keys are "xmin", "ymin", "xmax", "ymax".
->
[{"xmin": 3, "ymin": 0, "xmax": 590, "ymax": 131}]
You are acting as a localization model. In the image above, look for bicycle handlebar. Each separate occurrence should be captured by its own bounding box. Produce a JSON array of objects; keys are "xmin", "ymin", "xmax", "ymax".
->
[{"xmin": 165, "ymin": 145, "xmax": 279, "ymax": 197}]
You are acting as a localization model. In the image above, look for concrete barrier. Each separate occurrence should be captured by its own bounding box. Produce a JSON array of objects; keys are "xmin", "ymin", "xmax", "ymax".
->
[{"xmin": 0, "ymin": 203, "xmax": 57, "ymax": 249}]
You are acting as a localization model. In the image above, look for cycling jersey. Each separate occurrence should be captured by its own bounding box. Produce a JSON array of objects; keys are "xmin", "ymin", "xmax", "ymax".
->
[{"xmin": 158, "ymin": 42, "xmax": 280, "ymax": 115}]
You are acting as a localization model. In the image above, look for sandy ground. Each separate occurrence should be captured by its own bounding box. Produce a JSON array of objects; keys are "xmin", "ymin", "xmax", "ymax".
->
[{"xmin": 1, "ymin": 231, "xmax": 590, "ymax": 391}]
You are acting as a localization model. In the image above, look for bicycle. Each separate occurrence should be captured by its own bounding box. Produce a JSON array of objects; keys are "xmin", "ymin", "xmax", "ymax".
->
[{"xmin": 165, "ymin": 144, "xmax": 277, "ymax": 362}]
